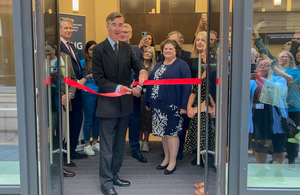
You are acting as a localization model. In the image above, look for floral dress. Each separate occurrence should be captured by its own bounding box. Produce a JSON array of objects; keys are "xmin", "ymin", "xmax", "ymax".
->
[{"xmin": 150, "ymin": 64, "xmax": 184, "ymax": 137}]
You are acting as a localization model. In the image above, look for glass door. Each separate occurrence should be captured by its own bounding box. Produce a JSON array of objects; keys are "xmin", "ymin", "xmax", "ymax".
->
[
  {"xmin": 32, "ymin": 0, "xmax": 64, "ymax": 194},
  {"xmin": 191, "ymin": 0, "xmax": 230, "ymax": 194},
  {"xmin": 227, "ymin": 0, "xmax": 300, "ymax": 194},
  {"xmin": 247, "ymin": 0, "xmax": 300, "ymax": 194}
]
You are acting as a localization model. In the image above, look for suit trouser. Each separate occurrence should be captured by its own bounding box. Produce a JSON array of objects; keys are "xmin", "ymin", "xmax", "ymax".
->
[
  {"xmin": 99, "ymin": 115, "xmax": 130, "ymax": 190},
  {"xmin": 69, "ymin": 91, "xmax": 83, "ymax": 153},
  {"xmin": 129, "ymin": 96, "xmax": 141, "ymax": 153}
]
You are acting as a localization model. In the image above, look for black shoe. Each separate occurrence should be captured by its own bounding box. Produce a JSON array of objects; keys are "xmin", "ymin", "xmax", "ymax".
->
[
  {"xmin": 63, "ymin": 168, "xmax": 75, "ymax": 177},
  {"xmin": 176, "ymin": 153, "xmax": 183, "ymax": 160},
  {"xmin": 164, "ymin": 165, "xmax": 177, "ymax": 175},
  {"xmin": 132, "ymin": 152, "xmax": 147, "ymax": 163},
  {"xmin": 113, "ymin": 178, "xmax": 131, "ymax": 187},
  {"xmin": 63, "ymin": 157, "xmax": 76, "ymax": 167},
  {"xmin": 156, "ymin": 164, "xmax": 169, "ymax": 170},
  {"xmin": 101, "ymin": 188, "xmax": 118, "ymax": 195},
  {"xmin": 70, "ymin": 151, "xmax": 88, "ymax": 159}
]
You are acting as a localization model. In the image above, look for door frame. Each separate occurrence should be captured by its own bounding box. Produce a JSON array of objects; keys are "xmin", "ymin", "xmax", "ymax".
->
[{"xmin": 229, "ymin": 0, "xmax": 300, "ymax": 194}]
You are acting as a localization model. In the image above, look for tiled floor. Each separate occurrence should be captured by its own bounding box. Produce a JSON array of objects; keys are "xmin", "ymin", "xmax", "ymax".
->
[
  {"xmin": 247, "ymin": 163, "xmax": 300, "ymax": 188},
  {"xmin": 0, "ymin": 145, "xmax": 20, "ymax": 185}
]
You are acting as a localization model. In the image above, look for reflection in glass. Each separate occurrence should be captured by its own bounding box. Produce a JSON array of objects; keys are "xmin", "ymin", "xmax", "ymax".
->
[
  {"xmin": 0, "ymin": 0, "xmax": 20, "ymax": 186},
  {"xmin": 248, "ymin": 1, "xmax": 300, "ymax": 188}
]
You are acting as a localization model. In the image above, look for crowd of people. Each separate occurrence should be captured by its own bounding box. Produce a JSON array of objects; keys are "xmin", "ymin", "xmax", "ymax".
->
[
  {"xmin": 249, "ymin": 21, "xmax": 300, "ymax": 184},
  {"xmin": 44, "ymin": 11, "xmax": 300, "ymax": 195}
]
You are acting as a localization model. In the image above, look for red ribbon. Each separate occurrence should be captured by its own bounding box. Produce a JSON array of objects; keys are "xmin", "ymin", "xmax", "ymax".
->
[
  {"xmin": 216, "ymin": 78, "xmax": 220, "ymax": 85},
  {"xmin": 45, "ymin": 77, "xmax": 51, "ymax": 85},
  {"xmin": 132, "ymin": 78, "xmax": 201, "ymax": 86},
  {"xmin": 62, "ymin": 77, "xmax": 201, "ymax": 97}
]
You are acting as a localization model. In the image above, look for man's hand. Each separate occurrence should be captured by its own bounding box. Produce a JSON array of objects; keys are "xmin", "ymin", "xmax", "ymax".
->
[
  {"xmin": 145, "ymin": 106, "xmax": 151, "ymax": 111},
  {"xmin": 120, "ymin": 85, "xmax": 132, "ymax": 94},
  {"xmin": 139, "ymin": 71, "xmax": 148, "ymax": 86},
  {"xmin": 62, "ymin": 93, "xmax": 72, "ymax": 108},
  {"xmin": 86, "ymin": 73, "xmax": 93, "ymax": 79},
  {"xmin": 78, "ymin": 78, "xmax": 87, "ymax": 85},
  {"xmin": 138, "ymin": 37, "xmax": 148, "ymax": 49},
  {"xmin": 132, "ymin": 87, "xmax": 142, "ymax": 97}
]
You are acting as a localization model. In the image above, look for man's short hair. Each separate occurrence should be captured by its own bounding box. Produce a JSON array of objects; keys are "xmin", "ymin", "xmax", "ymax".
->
[
  {"xmin": 167, "ymin": 31, "xmax": 184, "ymax": 44},
  {"xmin": 59, "ymin": 17, "xmax": 74, "ymax": 28},
  {"xmin": 122, "ymin": 23, "xmax": 132, "ymax": 32},
  {"xmin": 106, "ymin": 12, "xmax": 124, "ymax": 24}
]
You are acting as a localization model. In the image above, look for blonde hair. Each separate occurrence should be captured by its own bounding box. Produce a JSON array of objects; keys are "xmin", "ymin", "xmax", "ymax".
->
[
  {"xmin": 281, "ymin": 51, "xmax": 296, "ymax": 69},
  {"xmin": 59, "ymin": 17, "xmax": 74, "ymax": 28},
  {"xmin": 143, "ymin": 46, "xmax": 156, "ymax": 73},
  {"xmin": 191, "ymin": 31, "xmax": 207, "ymax": 58}
]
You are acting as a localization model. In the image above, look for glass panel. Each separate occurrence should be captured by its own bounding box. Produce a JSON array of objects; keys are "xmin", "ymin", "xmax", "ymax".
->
[
  {"xmin": 248, "ymin": 0, "xmax": 300, "ymax": 189},
  {"xmin": 0, "ymin": 0, "xmax": 20, "ymax": 186},
  {"xmin": 32, "ymin": 0, "xmax": 63, "ymax": 193}
]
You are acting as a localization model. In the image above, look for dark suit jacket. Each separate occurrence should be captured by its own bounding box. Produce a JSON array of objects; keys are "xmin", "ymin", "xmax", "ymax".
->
[
  {"xmin": 92, "ymin": 39, "xmax": 145, "ymax": 118},
  {"xmin": 60, "ymin": 41, "xmax": 85, "ymax": 80},
  {"xmin": 157, "ymin": 49, "xmax": 191, "ymax": 64}
]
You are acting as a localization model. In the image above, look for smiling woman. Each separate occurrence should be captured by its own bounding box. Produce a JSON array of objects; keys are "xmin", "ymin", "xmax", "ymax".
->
[{"xmin": 145, "ymin": 39, "xmax": 191, "ymax": 175}]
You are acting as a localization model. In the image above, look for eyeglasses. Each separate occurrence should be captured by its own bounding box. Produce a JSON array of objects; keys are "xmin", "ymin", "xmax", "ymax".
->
[
  {"xmin": 257, "ymin": 64, "xmax": 271, "ymax": 68},
  {"xmin": 292, "ymin": 36, "xmax": 300, "ymax": 41},
  {"xmin": 278, "ymin": 56, "xmax": 288, "ymax": 59},
  {"xmin": 110, "ymin": 23, "xmax": 123, "ymax": 29}
]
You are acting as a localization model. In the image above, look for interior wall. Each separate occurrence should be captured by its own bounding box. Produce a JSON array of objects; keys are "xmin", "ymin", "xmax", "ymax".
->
[
  {"xmin": 95, "ymin": 0, "xmax": 119, "ymax": 43},
  {"xmin": 59, "ymin": 0, "xmax": 96, "ymax": 42},
  {"xmin": 58, "ymin": 0, "xmax": 120, "ymax": 44}
]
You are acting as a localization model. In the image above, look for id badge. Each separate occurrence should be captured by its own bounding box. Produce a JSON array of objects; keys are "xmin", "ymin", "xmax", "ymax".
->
[{"xmin": 255, "ymin": 103, "xmax": 264, "ymax": 109}]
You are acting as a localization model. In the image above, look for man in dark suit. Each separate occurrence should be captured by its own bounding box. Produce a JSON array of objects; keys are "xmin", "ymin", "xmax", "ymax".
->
[
  {"xmin": 59, "ymin": 17, "xmax": 88, "ymax": 160},
  {"xmin": 92, "ymin": 12, "xmax": 147, "ymax": 195},
  {"xmin": 120, "ymin": 23, "xmax": 147, "ymax": 163}
]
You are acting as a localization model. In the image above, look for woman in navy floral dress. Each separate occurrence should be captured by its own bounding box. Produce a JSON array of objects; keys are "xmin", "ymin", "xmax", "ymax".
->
[{"xmin": 145, "ymin": 39, "xmax": 191, "ymax": 174}]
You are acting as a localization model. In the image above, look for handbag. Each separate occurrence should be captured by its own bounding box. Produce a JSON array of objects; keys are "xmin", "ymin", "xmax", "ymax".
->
[{"xmin": 274, "ymin": 106, "xmax": 297, "ymax": 133}]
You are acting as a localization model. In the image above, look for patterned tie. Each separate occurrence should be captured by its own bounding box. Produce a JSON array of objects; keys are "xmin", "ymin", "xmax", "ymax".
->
[
  {"xmin": 67, "ymin": 42, "xmax": 72, "ymax": 53},
  {"xmin": 114, "ymin": 43, "xmax": 119, "ymax": 57}
]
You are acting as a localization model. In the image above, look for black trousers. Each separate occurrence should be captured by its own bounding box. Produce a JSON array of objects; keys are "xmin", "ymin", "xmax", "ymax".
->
[
  {"xmin": 69, "ymin": 91, "xmax": 83, "ymax": 153},
  {"xmin": 99, "ymin": 115, "xmax": 130, "ymax": 190},
  {"xmin": 287, "ymin": 111, "xmax": 300, "ymax": 163},
  {"xmin": 128, "ymin": 96, "xmax": 141, "ymax": 153}
]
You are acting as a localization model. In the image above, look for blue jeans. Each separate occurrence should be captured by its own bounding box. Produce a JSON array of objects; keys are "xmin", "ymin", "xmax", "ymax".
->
[{"xmin": 82, "ymin": 91, "xmax": 99, "ymax": 142}]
